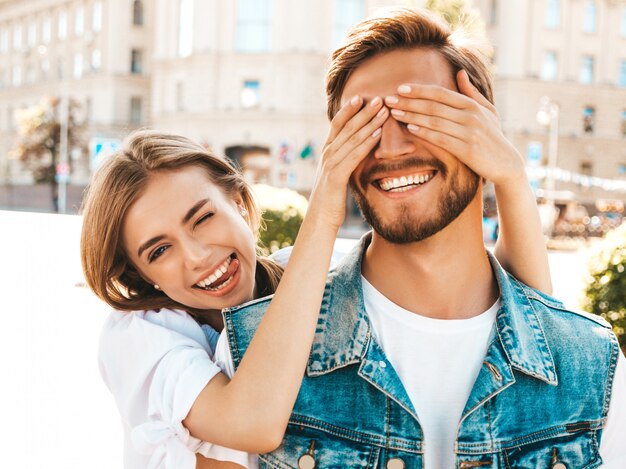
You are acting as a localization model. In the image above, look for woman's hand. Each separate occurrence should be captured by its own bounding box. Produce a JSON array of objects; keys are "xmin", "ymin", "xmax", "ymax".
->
[
  {"xmin": 308, "ymin": 94, "xmax": 388, "ymax": 232},
  {"xmin": 384, "ymin": 69, "xmax": 527, "ymax": 188}
]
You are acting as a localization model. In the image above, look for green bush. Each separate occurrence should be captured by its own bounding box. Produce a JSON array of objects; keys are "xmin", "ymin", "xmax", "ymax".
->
[
  {"xmin": 582, "ymin": 222, "xmax": 626, "ymax": 352},
  {"xmin": 253, "ymin": 184, "xmax": 308, "ymax": 255}
]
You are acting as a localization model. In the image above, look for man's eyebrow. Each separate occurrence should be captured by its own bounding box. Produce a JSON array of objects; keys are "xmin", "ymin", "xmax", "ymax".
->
[
  {"xmin": 137, "ymin": 235, "xmax": 166, "ymax": 258},
  {"xmin": 182, "ymin": 198, "xmax": 212, "ymax": 225}
]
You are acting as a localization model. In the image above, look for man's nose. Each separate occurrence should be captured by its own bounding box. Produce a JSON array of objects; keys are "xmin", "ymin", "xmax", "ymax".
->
[{"xmin": 373, "ymin": 114, "xmax": 416, "ymax": 160}]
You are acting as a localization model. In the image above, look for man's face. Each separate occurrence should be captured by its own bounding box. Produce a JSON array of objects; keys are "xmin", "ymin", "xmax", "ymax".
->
[{"xmin": 341, "ymin": 48, "xmax": 480, "ymax": 244}]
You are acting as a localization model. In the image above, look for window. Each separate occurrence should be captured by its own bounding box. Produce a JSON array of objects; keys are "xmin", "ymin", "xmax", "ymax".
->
[
  {"xmin": 91, "ymin": 49, "xmax": 101, "ymax": 71},
  {"xmin": 240, "ymin": 80, "xmax": 260, "ymax": 108},
  {"xmin": 12, "ymin": 66, "xmax": 21, "ymax": 87},
  {"xmin": 92, "ymin": 2, "xmax": 103, "ymax": 32},
  {"xmin": 541, "ymin": 52, "xmax": 558, "ymax": 81},
  {"xmin": 25, "ymin": 66, "xmax": 35, "ymax": 84},
  {"xmin": 176, "ymin": 81, "xmax": 184, "ymax": 111},
  {"xmin": 622, "ymin": 110, "xmax": 626, "ymax": 137},
  {"xmin": 0, "ymin": 27, "xmax": 8, "ymax": 53},
  {"xmin": 619, "ymin": 60, "xmax": 626, "ymax": 87},
  {"xmin": 178, "ymin": 0, "xmax": 193, "ymax": 57},
  {"xmin": 133, "ymin": 0, "xmax": 144, "ymax": 26},
  {"xmin": 130, "ymin": 49, "xmax": 142, "ymax": 73},
  {"xmin": 27, "ymin": 21, "xmax": 36, "ymax": 48},
  {"xmin": 621, "ymin": 8, "xmax": 626, "ymax": 37},
  {"xmin": 619, "ymin": 163, "xmax": 626, "ymax": 174},
  {"xmin": 0, "ymin": 68, "xmax": 5, "ymax": 89},
  {"xmin": 130, "ymin": 96, "xmax": 142, "ymax": 123},
  {"xmin": 75, "ymin": 6, "xmax": 84, "ymax": 36},
  {"xmin": 583, "ymin": 106, "xmax": 595, "ymax": 134},
  {"xmin": 41, "ymin": 59, "xmax": 50, "ymax": 80},
  {"xmin": 489, "ymin": 0, "xmax": 498, "ymax": 25},
  {"xmin": 58, "ymin": 10, "xmax": 67, "ymax": 39},
  {"xmin": 58, "ymin": 57, "xmax": 65, "ymax": 80},
  {"xmin": 73, "ymin": 53, "xmax": 83, "ymax": 79},
  {"xmin": 42, "ymin": 15, "xmax": 51, "ymax": 44},
  {"xmin": 235, "ymin": 0, "xmax": 272, "ymax": 53},
  {"xmin": 580, "ymin": 56, "xmax": 594, "ymax": 84},
  {"xmin": 13, "ymin": 23, "xmax": 22, "ymax": 50},
  {"xmin": 583, "ymin": 1, "xmax": 597, "ymax": 33},
  {"xmin": 333, "ymin": 0, "xmax": 364, "ymax": 46},
  {"xmin": 7, "ymin": 106, "xmax": 14, "ymax": 131},
  {"xmin": 85, "ymin": 97, "xmax": 92, "ymax": 123},
  {"xmin": 545, "ymin": 0, "xmax": 560, "ymax": 28},
  {"xmin": 580, "ymin": 161, "xmax": 592, "ymax": 176}
]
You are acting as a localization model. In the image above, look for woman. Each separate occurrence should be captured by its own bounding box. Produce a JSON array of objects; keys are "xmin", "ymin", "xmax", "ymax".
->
[{"xmin": 81, "ymin": 92, "xmax": 551, "ymax": 468}]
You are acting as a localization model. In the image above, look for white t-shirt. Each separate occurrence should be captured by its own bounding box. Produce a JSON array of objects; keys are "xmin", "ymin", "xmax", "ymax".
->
[
  {"xmin": 360, "ymin": 276, "xmax": 626, "ymax": 469},
  {"xmin": 98, "ymin": 309, "xmax": 257, "ymax": 469}
]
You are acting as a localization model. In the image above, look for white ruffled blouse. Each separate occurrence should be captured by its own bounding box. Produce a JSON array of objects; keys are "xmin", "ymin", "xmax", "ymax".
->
[{"xmin": 98, "ymin": 309, "xmax": 257, "ymax": 468}]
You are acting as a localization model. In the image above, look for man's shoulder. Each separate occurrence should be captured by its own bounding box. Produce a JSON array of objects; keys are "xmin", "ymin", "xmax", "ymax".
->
[{"xmin": 519, "ymin": 279, "xmax": 611, "ymax": 327}]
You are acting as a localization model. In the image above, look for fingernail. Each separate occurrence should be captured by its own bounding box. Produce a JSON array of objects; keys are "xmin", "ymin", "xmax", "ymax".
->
[
  {"xmin": 385, "ymin": 95, "xmax": 399, "ymax": 105},
  {"xmin": 350, "ymin": 95, "xmax": 361, "ymax": 106},
  {"xmin": 398, "ymin": 84, "xmax": 411, "ymax": 94},
  {"xmin": 370, "ymin": 96, "xmax": 381, "ymax": 107},
  {"xmin": 407, "ymin": 124, "xmax": 419, "ymax": 132},
  {"xmin": 371, "ymin": 128, "xmax": 382, "ymax": 138},
  {"xmin": 391, "ymin": 109, "xmax": 404, "ymax": 117},
  {"xmin": 376, "ymin": 107, "xmax": 387, "ymax": 118}
]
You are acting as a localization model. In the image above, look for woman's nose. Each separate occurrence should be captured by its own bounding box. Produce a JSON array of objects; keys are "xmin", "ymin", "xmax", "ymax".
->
[{"xmin": 182, "ymin": 239, "xmax": 212, "ymax": 271}]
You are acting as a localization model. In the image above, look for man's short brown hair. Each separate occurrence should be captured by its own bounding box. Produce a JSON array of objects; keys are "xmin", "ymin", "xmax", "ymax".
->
[{"xmin": 326, "ymin": 8, "xmax": 493, "ymax": 120}]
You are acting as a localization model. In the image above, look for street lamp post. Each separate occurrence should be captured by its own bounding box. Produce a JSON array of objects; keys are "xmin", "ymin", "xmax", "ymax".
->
[{"xmin": 536, "ymin": 96, "xmax": 560, "ymax": 237}]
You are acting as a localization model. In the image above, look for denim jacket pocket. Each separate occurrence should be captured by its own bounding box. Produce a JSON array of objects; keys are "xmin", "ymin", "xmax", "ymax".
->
[
  {"xmin": 258, "ymin": 424, "xmax": 380, "ymax": 469},
  {"xmin": 501, "ymin": 425, "xmax": 601, "ymax": 469}
]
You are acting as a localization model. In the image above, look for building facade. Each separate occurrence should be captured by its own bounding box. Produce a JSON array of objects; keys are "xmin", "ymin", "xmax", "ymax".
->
[
  {"xmin": 0, "ymin": 0, "xmax": 152, "ymax": 184},
  {"xmin": 1, "ymin": 0, "xmax": 625, "ymax": 212},
  {"xmin": 475, "ymin": 0, "xmax": 626, "ymax": 207}
]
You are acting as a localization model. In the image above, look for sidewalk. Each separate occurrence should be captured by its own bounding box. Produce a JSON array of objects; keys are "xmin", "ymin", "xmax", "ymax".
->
[
  {"xmin": 0, "ymin": 209, "xmax": 592, "ymax": 468},
  {"xmin": 0, "ymin": 210, "xmax": 121, "ymax": 468}
]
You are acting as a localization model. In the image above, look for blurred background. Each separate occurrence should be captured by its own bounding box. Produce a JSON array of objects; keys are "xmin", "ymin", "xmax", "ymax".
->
[{"xmin": 0, "ymin": 0, "xmax": 625, "ymax": 467}]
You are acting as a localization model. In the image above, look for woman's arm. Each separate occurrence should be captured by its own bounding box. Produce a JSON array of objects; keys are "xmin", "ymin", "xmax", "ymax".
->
[
  {"xmin": 183, "ymin": 95, "xmax": 389, "ymax": 453},
  {"xmin": 385, "ymin": 69, "xmax": 552, "ymax": 295},
  {"xmin": 493, "ymin": 176, "xmax": 552, "ymax": 294}
]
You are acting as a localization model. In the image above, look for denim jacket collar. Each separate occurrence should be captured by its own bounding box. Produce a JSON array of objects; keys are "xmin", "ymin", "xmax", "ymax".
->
[{"xmin": 306, "ymin": 232, "xmax": 558, "ymax": 386}]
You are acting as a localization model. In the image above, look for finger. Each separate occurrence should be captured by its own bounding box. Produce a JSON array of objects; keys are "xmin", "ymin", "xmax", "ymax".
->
[
  {"xmin": 329, "ymin": 96, "xmax": 384, "ymax": 153},
  {"xmin": 406, "ymin": 124, "xmax": 468, "ymax": 160},
  {"xmin": 327, "ymin": 106, "xmax": 388, "ymax": 170},
  {"xmin": 394, "ymin": 83, "xmax": 472, "ymax": 110},
  {"xmin": 327, "ymin": 95, "xmax": 363, "ymax": 142},
  {"xmin": 390, "ymin": 109, "xmax": 469, "ymax": 141},
  {"xmin": 456, "ymin": 70, "xmax": 495, "ymax": 112},
  {"xmin": 385, "ymin": 95, "xmax": 469, "ymax": 126}
]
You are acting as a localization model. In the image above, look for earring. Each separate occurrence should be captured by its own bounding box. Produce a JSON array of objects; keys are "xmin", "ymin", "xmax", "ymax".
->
[
  {"xmin": 154, "ymin": 285, "xmax": 161, "ymax": 291},
  {"xmin": 240, "ymin": 207, "xmax": 248, "ymax": 217}
]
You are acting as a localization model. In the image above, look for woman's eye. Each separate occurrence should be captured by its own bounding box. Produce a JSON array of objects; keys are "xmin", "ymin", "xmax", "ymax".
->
[
  {"xmin": 148, "ymin": 245, "xmax": 168, "ymax": 263},
  {"xmin": 194, "ymin": 212, "xmax": 214, "ymax": 228}
]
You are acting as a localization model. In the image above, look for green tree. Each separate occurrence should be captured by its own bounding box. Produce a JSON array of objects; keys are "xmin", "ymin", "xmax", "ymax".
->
[
  {"xmin": 253, "ymin": 184, "xmax": 309, "ymax": 255},
  {"xmin": 582, "ymin": 223, "xmax": 626, "ymax": 353},
  {"xmin": 425, "ymin": 0, "xmax": 476, "ymax": 28},
  {"xmin": 11, "ymin": 96, "xmax": 86, "ymax": 212}
]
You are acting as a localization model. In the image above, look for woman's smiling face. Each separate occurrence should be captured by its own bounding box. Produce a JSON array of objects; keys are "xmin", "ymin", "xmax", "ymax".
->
[{"xmin": 122, "ymin": 165, "xmax": 258, "ymax": 312}]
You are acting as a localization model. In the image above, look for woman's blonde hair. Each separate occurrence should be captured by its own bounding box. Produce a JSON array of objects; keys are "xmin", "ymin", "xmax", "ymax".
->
[
  {"xmin": 326, "ymin": 7, "xmax": 494, "ymax": 120},
  {"xmin": 80, "ymin": 130, "xmax": 283, "ymax": 314}
]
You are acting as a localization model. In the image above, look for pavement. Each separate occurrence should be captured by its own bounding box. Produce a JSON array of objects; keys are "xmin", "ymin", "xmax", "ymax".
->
[{"xmin": 0, "ymin": 209, "xmax": 595, "ymax": 468}]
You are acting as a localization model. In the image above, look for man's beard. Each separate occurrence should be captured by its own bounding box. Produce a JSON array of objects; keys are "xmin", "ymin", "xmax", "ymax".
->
[{"xmin": 350, "ymin": 158, "xmax": 480, "ymax": 244}]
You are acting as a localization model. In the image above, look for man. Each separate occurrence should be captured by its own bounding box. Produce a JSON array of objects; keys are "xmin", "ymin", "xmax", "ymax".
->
[{"xmin": 218, "ymin": 8, "xmax": 626, "ymax": 468}]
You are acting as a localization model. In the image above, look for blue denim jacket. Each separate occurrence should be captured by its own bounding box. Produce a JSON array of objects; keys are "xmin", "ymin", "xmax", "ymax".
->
[{"xmin": 223, "ymin": 234, "xmax": 620, "ymax": 468}]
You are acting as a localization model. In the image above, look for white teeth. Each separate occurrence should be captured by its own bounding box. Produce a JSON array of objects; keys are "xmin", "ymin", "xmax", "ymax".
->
[
  {"xmin": 195, "ymin": 256, "xmax": 233, "ymax": 288},
  {"xmin": 379, "ymin": 173, "xmax": 433, "ymax": 191}
]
